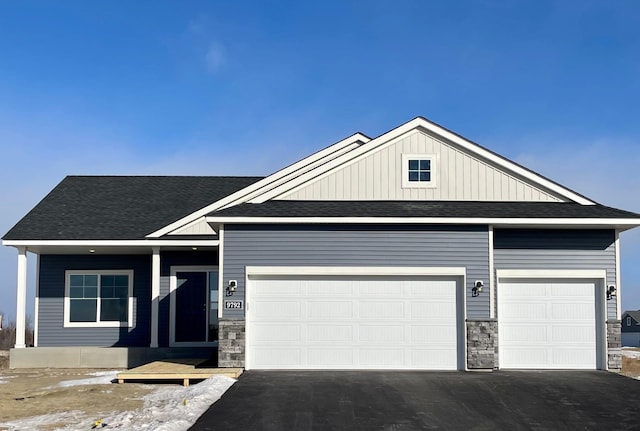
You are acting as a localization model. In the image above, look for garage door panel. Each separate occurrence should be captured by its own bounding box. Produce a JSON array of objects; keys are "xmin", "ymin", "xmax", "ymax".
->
[
  {"xmin": 307, "ymin": 301, "xmax": 353, "ymax": 319},
  {"xmin": 253, "ymin": 301, "xmax": 302, "ymax": 319},
  {"xmin": 411, "ymin": 301, "xmax": 456, "ymax": 319},
  {"xmin": 359, "ymin": 349, "xmax": 406, "ymax": 367},
  {"xmin": 253, "ymin": 324, "xmax": 302, "ymax": 342},
  {"xmin": 551, "ymin": 303, "xmax": 593, "ymax": 319},
  {"xmin": 411, "ymin": 325, "xmax": 457, "ymax": 344},
  {"xmin": 499, "ymin": 280, "xmax": 599, "ymax": 369},
  {"xmin": 410, "ymin": 349, "xmax": 457, "ymax": 369},
  {"xmin": 307, "ymin": 325, "xmax": 353, "ymax": 343},
  {"xmin": 359, "ymin": 324, "xmax": 405, "ymax": 343},
  {"xmin": 360, "ymin": 301, "xmax": 404, "ymax": 319},
  {"xmin": 307, "ymin": 348, "xmax": 355, "ymax": 367},
  {"xmin": 253, "ymin": 279, "xmax": 303, "ymax": 296},
  {"xmin": 248, "ymin": 275, "xmax": 460, "ymax": 370}
]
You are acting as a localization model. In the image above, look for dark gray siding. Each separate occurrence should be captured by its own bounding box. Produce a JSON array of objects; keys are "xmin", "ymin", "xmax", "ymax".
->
[
  {"xmin": 158, "ymin": 250, "xmax": 218, "ymax": 347},
  {"xmin": 223, "ymin": 224, "xmax": 490, "ymax": 319},
  {"xmin": 38, "ymin": 255, "xmax": 151, "ymax": 347},
  {"xmin": 494, "ymin": 229, "xmax": 617, "ymax": 319}
]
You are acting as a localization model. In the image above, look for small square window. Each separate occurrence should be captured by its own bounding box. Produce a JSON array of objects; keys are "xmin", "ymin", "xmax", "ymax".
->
[{"xmin": 402, "ymin": 154, "xmax": 436, "ymax": 188}]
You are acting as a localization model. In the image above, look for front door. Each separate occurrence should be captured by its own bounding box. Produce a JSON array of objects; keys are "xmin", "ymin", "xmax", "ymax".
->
[{"xmin": 172, "ymin": 267, "xmax": 219, "ymax": 345}]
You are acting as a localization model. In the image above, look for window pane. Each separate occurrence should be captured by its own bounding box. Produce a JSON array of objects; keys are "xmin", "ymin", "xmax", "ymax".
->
[
  {"xmin": 101, "ymin": 286, "xmax": 115, "ymax": 298},
  {"xmin": 101, "ymin": 275, "xmax": 115, "ymax": 287},
  {"xmin": 419, "ymin": 159, "xmax": 431, "ymax": 170},
  {"xmin": 70, "ymin": 299, "xmax": 97, "ymax": 322},
  {"xmin": 113, "ymin": 275, "xmax": 128, "ymax": 287},
  {"xmin": 420, "ymin": 172, "xmax": 431, "ymax": 182},
  {"xmin": 114, "ymin": 285, "xmax": 128, "ymax": 298},
  {"xmin": 84, "ymin": 287, "xmax": 98, "ymax": 299},
  {"xmin": 84, "ymin": 275, "xmax": 98, "ymax": 287},
  {"xmin": 408, "ymin": 159, "xmax": 419, "ymax": 170},
  {"xmin": 70, "ymin": 286, "xmax": 83, "ymax": 299},
  {"xmin": 101, "ymin": 298, "xmax": 127, "ymax": 322},
  {"xmin": 408, "ymin": 171, "xmax": 419, "ymax": 181},
  {"xmin": 70, "ymin": 275, "xmax": 84, "ymax": 288}
]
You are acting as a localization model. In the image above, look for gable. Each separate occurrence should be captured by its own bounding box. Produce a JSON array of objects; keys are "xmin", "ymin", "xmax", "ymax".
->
[{"xmin": 275, "ymin": 129, "xmax": 565, "ymax": 202}]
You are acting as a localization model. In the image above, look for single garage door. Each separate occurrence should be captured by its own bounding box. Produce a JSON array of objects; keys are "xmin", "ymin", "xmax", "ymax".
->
[
  {"xmin": 498, "ymin": 279, "xmax": 601, "ymax": 369},
  {"xmin": 246, "ymin": 275, "xmax": 461, "ymax": 370}
]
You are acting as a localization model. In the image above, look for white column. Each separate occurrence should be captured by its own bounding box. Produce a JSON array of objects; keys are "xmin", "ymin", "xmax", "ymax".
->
[
  {"xmin": 15, "ymin": 247, "xmax": 28, "ymax": 348},
  {"xmin": 150, "ymin": 247, "xmax": 160, "ymax": 348},
  {"xmin": 488, "ymin": 225, "xmax": 495, "ymax": 319}
]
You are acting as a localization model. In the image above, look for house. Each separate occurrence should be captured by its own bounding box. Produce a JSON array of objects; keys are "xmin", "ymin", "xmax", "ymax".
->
[
  {"xmin": 3, "ymin": 116, "xmax": 640, "ymax": 371},
  {"xmin": 621, "ymin": 310, "xmax": 640, "ymax": 347}
]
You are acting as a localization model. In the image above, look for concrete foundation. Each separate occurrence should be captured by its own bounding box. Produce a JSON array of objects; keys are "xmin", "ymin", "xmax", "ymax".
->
[{"xmin": 10, "ymin": 346, "xmax": 216, "ymax": 369}]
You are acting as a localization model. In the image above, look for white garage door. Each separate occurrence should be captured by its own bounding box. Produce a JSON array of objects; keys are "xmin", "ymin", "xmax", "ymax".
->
[
  {"xmin": 498, "ymin": 279, "xmax": 600, "ymax": 369},
  {"xmin": 246, "ymin": 275, "xmax": 460, "ymax": 370}
]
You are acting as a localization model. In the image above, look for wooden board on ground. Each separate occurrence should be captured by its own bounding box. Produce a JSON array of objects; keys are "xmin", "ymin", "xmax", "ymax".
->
[{"xmin": 117, "ymin": 359, "xmax": 243, "ymax": 386}]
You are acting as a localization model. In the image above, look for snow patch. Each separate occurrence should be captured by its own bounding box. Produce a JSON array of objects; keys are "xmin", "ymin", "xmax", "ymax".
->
[
  {"xmin": 621, "ymin": 347, "xmax": 640, "ymax": 359},
  {"xmin": 0, "ymin": 375, "xmax": 236, "ymax": 431},
  {"xmin": 51, "ymin": 371, "xmax": 121, "ymax": 388}
]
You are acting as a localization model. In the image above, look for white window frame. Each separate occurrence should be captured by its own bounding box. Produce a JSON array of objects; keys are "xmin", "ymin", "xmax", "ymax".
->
[
  {"xmin": 402, "ymin": 153, "xmax": 437, "ymax": 188},
  {"xmin": 64, "ymin": 269, "xmax": 134, "ymax": 328},
  {"xmin": 627, "ymin": 316, "xmax": 632, "ymax": 326}
]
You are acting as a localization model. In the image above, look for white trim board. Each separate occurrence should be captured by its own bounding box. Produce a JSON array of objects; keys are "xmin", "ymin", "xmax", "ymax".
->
[
  {"xmin": 2, "ymin": 240, "xmax": 220, "ymax": 247},
  {"xmin": 205, "ymin": 216, "xmax": 640, "ymax": 228},
  {"xmin": 496, "ymin": 269, "xmax": 608, "ymax": 279},
  {"xmin": 246, "ymin": 266, "xmax": 467, "ymax": 277}
]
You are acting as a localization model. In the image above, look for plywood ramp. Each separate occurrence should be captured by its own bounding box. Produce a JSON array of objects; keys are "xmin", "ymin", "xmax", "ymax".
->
[{"xmin": 117, "ymin": 359, "xmax": 243, "ymax": 386}]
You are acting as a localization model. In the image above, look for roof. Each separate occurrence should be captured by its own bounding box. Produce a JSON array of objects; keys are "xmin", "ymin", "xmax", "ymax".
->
[
  {"xmin": 208, "ymin": 200, "xmax": 640, "ymax": 220},
  {"xmin": 2, "ymin": 176, "xmax": 263, "ymax": 240},
  {"xmin": 624, "ymin": 310, "xmax": 640, "ymax": 322}
]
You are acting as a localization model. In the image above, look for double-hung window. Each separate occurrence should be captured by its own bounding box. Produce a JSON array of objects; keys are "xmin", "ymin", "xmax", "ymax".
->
[
  {"xmin": 64, "ymin": 270, "xmax": 133, "ymax": 327},
  {"xmin": 402, "ymin": 154, "xmax": 436, "ymax": 188}
]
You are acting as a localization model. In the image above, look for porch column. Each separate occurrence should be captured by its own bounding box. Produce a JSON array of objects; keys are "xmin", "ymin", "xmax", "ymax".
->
[
  {"xmin": 150, "ymin": 247, "xmax": 160, "ymax": 348},
  {"xmin": 15, "ymin": 247, "xmax": 28, "ymax": 348}
]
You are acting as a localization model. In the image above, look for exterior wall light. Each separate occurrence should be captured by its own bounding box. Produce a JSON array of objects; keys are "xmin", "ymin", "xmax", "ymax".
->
[
  {"xmin": 607, "ymin": 284, "xmax": 617, "ymax": 300},
  {"xmin": 472, "ymin": 280, "xmax": 484, "ymax": 297},
  {"xmin": 227, "ymin": 280, "xmax": 237, "ymax": 293}
]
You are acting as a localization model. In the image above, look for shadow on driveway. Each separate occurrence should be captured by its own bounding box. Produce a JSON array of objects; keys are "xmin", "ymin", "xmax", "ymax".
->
[{"xmin": 191, "ymin": 371, "xmax": 640, "ymax": 430}]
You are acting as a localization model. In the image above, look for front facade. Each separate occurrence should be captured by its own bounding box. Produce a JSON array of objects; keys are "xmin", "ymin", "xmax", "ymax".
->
[{"xmin": 4, "ymin": 117, "xmax": 640, "ymax": 370}]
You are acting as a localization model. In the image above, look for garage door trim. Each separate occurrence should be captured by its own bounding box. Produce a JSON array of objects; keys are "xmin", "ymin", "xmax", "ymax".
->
[
  {"xmin": 245, "ymin": 266, "xmax": 467, "ymax": 370},
  {"xmin": 496, "ymin": 269, "xmax": 607, "ymax": 370}
]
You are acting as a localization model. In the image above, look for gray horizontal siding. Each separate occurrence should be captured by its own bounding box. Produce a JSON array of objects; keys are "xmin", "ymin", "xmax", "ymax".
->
[
  {"xmin": 38, "ymin": 255, "xmax": 151, "ymax": 347},
  {"xmin": 223, "ymin": 224, "xmax": 490, "ymax": 319},
  {"xmin": 493, "ymin": 229, "xmax": 617, "ymax": 319}
]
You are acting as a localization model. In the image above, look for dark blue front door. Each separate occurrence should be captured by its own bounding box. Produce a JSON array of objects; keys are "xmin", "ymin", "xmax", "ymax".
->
[{"xmin": 175, "ymin": 271, "xmax": 208, "ymax": 342}]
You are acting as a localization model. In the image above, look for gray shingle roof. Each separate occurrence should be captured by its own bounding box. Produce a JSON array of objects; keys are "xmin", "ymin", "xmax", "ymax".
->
[
  {"xmin": 209, "ymin": 200, "xmax": 640, "ymax": 219},
  {"xmin": 3, "ymin": 176, "xmax": 263, "ymax": 240}
]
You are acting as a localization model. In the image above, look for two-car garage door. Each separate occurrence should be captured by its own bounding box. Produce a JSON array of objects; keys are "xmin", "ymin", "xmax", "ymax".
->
[{"xmin": 246, "ymin": 274, "xmax": 462, "ymax": 370}]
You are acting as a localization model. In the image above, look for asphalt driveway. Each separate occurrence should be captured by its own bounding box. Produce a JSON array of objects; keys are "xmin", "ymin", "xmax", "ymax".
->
[{"xmin": 190, "ymin": 370, "xmax": 640, "ymax": 430}]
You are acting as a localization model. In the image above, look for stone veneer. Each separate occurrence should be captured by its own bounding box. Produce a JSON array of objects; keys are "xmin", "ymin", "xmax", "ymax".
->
[
  {"xmin": 607, "ymin": 319, "xmax": 622, "ymax": 371},
  {"xmin": 466, "ymin": 319, "xmax": 498, "ymax": 370},
  {"xmin": 218, "ymin": 319, "xmax": 245, "ymax": 368}
]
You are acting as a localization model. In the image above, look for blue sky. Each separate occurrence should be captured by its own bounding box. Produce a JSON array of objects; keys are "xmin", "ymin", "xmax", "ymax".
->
[{"xmin": 1, "ymin": 1, "xmax": 640, "ymax": 322}]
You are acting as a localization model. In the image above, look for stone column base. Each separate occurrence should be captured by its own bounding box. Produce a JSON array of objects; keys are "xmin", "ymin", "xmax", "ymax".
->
[
  {"xmin": 467, "ymin": 319, "xmax": 498, "ymax": 370},
  {"xmin": 607, "ymin": 319, "xmax": 622, "ymax": 371},
  {"xmin": 218, "ymin": 319, "xmax": 246, "ymax": 368}
]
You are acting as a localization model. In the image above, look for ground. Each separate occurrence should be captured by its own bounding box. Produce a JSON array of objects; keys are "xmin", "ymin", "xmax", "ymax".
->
[{"xmin": 1, "ymin": 350, "xmax": 640, "ymax": 430}]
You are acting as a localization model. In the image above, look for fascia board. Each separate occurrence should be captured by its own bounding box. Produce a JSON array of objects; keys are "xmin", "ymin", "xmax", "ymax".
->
[
  {"xmin": 253, "ymin": 117, "xmax": 595, "ymax": 205},
  {"xmin": 2, "ymin": 239, "xmax": 220, "ymax": 247},
  {"xmin": 147, "ymin": 133, "xmax": 369, "ymax": 238},
  {"xmin": 204, "ymin": 216, "xmax": 640, "ymax": 228}
]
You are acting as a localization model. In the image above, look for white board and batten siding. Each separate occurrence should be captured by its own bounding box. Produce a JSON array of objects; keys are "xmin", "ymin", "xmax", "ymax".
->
[
  {"xmin": 278, "ymin": 131, "xmax": 564, "ymax": 202},
  {"xmin": 245, "ymin": 272, "xmax": 465, "ymax": 370}
]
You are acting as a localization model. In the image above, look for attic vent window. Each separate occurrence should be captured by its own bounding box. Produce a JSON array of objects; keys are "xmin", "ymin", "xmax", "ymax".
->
[{"xmin": 402, "ymin": 154, "xmax": 437, "ymax": 188}]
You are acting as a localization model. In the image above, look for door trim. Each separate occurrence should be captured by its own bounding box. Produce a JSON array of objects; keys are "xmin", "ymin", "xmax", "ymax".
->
[
  {"xmin": 245, "ymin": 266, "xmax": 467, "ymax": 371},
  {"xmin": 169, "ymin": 265, "xmax": 218, "ymax": 347},
  {"xmin": 496, "ymin": 269, "xmax": 607, "ymax": 370}
]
